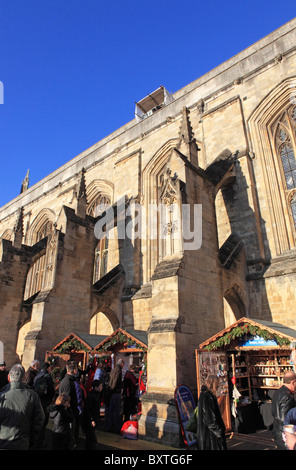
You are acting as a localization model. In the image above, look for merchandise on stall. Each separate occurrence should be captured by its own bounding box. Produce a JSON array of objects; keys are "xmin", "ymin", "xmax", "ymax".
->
[{"xmin": 196, "ymin": 317, "xmax": 296, "ymax": 434}]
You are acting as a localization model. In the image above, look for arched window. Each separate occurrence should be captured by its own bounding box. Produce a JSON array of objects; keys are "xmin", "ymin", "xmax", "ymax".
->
[
  {"xmin": 24, "ymin": 253, "xmax": 46, "ymax": 300},
  {"xmin": 87, "ymin": 195, "xmax": 111, "ymax": 218},
  {"xmin": 93, "ymin": 236, "xmax": 108, "ymax": 283},
  {"xmin": 24, "ymin": 217, "xmax": 58, "ymax": 300},
  {"xmin": 36, "ymin": 220, "xmax": 53, "ymax": 241},
  {"xmin": 274, "ymin": 105, "xmax": 296, "ymax": 233}
]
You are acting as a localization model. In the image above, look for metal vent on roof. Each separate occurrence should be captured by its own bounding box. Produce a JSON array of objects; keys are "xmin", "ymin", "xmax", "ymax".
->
[{"xmin": 135, "ymin": 86, "xmax": 174, "ymax": 122}]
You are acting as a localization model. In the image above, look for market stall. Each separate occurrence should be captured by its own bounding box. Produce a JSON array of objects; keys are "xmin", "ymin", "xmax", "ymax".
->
[
  {"xmin": 196, "ymin": 317, "xmax": 296, "ymax": 434},
  {"xmin": 94, "ymin": 328, "xmax": 147, "ymax": 369},
  {"xmin": 94, "ymin": 328, "xmax": 148, "ymax": 397},
  {"xmin": 46, "ymin": 331, "xmax": 107, "ymax": 378}
]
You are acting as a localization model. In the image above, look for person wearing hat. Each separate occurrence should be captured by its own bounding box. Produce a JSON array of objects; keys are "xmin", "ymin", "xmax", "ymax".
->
[{"xmin": 0, "ymin": 361, "xmax": 8, "ymax": 391}]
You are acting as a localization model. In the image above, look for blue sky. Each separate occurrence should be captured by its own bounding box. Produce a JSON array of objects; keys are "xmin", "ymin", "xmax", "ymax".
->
[{"xmin": 0, "ymin": 1, "xmax": 295, "ymax": 208}]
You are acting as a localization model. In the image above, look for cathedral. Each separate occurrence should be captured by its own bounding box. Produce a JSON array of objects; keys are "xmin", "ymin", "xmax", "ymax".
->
[{"xmin": 1, "ymin": 18, "xmax": 296, "ymax": 445}]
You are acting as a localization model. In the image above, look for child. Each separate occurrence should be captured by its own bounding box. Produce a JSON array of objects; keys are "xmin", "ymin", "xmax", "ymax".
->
[{"xmin": 48, "ymin": 393, "xmax": 74, "ymax": 450}]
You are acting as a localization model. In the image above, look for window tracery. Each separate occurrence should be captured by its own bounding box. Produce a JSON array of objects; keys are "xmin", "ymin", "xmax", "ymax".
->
[
  {"xmin": 274, "ymin": 105, "xmax": 296, "ymax": 233},
  {"xmin": 93, "ymin": 236, "xmax": 109, "ymax": 283},
  {"xmin": 87, "ymin": 194, "xmax": 111, "ymax": 218}
]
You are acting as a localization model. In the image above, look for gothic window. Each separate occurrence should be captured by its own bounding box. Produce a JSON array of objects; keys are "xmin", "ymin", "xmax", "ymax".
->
[
  {"xmin": 274, "ymin": 106, "xmax": 296, "ymax": 232},
  {"xmin": 36, "ymin": 220, "xmax": 53, "ymax": 242},
  {"xmin": 24, "ymin": 253, "xmax": 46, "ymax": 300},
  {"xmin": 0, "ymin": 229, "xmax": 12, "ymax": 241},
  {"xmin": 24, "ymin": 218, "xmax": 58, "ymax": 300},
  {"xmin": 93, "ymin": 236, "xmax": 108, "ymax": 283},
  {"xmin": 87, "ymin": 195, "xmax": 111, "ymax": 218}
]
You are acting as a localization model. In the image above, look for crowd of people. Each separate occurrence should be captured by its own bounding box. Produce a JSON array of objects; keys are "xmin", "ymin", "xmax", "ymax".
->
[
  {"xmin": 0, "ymin": 357, "xmax": 145, "ymax": 450},
  {"xmin": 4, "ymin": 355, "xmax": 296, "ymax": 451}
]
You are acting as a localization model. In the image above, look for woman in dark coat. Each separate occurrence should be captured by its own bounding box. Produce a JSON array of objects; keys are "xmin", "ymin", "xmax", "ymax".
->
[{"xmin": 196, "ymin": 375, "xmax": 227, "ymax": 450}]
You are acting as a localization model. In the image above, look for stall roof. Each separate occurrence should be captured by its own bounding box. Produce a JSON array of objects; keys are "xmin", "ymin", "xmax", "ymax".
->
[
  {"xmin": 199, "ymin": 317, "xmax": 296, "ymax": 349},
  {"xmin": 95, "ymin": 327, "xmax": 148, "ymax": 350},
  {"xmin": 52, "ymin": 332, "xmax": 107, "ymax": 351}
]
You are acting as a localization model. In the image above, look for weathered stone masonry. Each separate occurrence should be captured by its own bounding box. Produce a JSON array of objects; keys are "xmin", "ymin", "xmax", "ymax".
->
[{"xmin": 1, "ymin": 19, "xmax": 296, "ymax": 446}]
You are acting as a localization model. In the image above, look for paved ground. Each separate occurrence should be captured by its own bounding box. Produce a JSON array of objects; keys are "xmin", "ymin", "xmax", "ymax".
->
[{"xmin": 39, "ymin": 421, "xmax": 277, "ymax": 451}]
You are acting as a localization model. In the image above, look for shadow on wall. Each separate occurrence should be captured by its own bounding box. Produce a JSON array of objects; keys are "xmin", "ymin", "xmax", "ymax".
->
[{"xmin": 218, "ymin": 157, "xmax": 272, "ymax": 322}]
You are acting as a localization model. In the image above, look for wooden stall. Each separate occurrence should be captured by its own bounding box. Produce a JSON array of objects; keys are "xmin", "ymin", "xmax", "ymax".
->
[
  {"xmin": 94, "ymin": 327, "xmax": 147, "ymax": 370},
  {"xmin": 94, "ymin": 328, "xmax": 148, "ymax": 395},
  {"xmin": 46, "ymin": 331, "xmax": 107, "ymax": 374},
  {"xmin": 196, "ymin": 317, "xmax": 296, "ymax": 434}
]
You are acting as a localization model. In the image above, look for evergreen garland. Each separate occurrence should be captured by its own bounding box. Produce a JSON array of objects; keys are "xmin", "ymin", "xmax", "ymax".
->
[
  {"xmin": 204, "ymin": 324, "xmax": 291, "ymax": 351},
  {"xmin": 100, "ymin": 332, "xmax": 147, "ymax": 352},
  {"xmin": 55, "ymin": 337, "xmax": 89, "ymax": 353}
]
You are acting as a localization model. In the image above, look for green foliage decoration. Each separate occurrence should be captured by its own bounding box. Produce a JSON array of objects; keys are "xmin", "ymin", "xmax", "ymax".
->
[
  {"xmin": 100, "ymin": 332, "xmax": 147, "ymax": 352},
  {"xmin": 204, "ymin": 324, "xmax": 291, "ymax": 351},
  {"xmin": 56, "ymin": 337, "xmax": 89, "ymax": 353}
]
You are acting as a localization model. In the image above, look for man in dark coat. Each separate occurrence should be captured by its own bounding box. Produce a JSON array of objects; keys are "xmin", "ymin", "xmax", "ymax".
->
[
  {"xmin": 59, "ymin": 361, "xmax": 80, "ymax": 447},
  {"xmin": 82, "ymin": 379, "xmax": 103, "ymax": 449},
  {"xmin": 0, "ymin": 364, "xmax": 44, "ymax": 449},
  {"xmin": 33, "ymin": 361, "xmax": 55, "ymax": 448},
  {"xmin": 272, "ymin": 371, "xmax": 296, "ymax": 449}
]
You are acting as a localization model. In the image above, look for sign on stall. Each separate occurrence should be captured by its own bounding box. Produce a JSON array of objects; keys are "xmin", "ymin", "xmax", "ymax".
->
[{"xmin": 174, "ymin": 384, "xmax": 197, "ymax": 449}]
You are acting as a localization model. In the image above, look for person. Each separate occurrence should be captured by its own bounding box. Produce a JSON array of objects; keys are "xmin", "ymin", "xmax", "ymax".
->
[
  {"xmin": 0, "ymin": 361, "xmax": 8, "ymax": 391},
  {"xmin": 85, "ymin": 361, "xmax": 97, "ymax": 392},
  {"xmin": 102, "ymin": 365, "xmax": 111, "ymax": 425},
  {"xmin": 59, "ymin": 361, "xmax": 80, "ymax": 447},
  {"xmin": 123, "ymin": 364, "xmax": 138, "ymax": 421},
  {"xmin": 82, "ymin": 379, "xmax": 103, "ymax": 449},
  {"xmin": 23, "ymin": 359, "xmax": 40, "ymax": 388},
  {"xmin": 74, "ymin": 371, "xmax": 85, "ymax": 416},
  {"xmin": 105, "ymin": 358, "xmax": 124, "ymax": 433},
  {"xmin": 0, "ymin": 363, "xmax": 45, "ymax": 449},
  {"xmin": 94, "ymin": 361, "xmax": 104, "ymax": 381},
  {"xmin": 48, "ymin": 393, "xmax": 74, "ymax": 450},
  {"xmin": 284, "ymin": 431, "xmax": 296, "ymax": 450},
  {"xmin": 33, "ymin": 361, "xmax": 55, "ymax": 448},
  {"xmin": 272, "ymin": 371, "xmax": 296, "ymax": 450},
  {"xmin": 196, "ymin": 374, "xmax": 227, "ymax": 450}
]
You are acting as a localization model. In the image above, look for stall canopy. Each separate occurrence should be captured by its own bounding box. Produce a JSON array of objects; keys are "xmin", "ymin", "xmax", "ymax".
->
[
  {"xmin": 94, "ymin": 327, "xmax": 148, "ymax": 353},
  {"xmin": 52, "ymin": 332, "xmax": 107, "ymax": 353},
  {"xmin": 199, "ymin": 317, "xmax": 296, "ymax": 351}
]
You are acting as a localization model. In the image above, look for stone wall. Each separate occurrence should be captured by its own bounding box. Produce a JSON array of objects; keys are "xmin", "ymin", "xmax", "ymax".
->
[{"xmin": 0, "ymin": 18, "xmax": 296, "ymax": 446}]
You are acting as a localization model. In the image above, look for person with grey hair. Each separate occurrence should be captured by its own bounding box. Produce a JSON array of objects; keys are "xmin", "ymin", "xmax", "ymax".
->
[
  {"xmin": 0, "ymin": 364, "xmax": 45, "ymax": 449},
  {"xmin": 23, "ymin": 359, "xmax": 40, "ymax": 388}
]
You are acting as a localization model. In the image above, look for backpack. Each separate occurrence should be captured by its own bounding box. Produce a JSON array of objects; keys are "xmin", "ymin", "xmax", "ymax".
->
[{"xmin": 34, "ymin": 374, "xmax": 48, "ymax": 398}]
